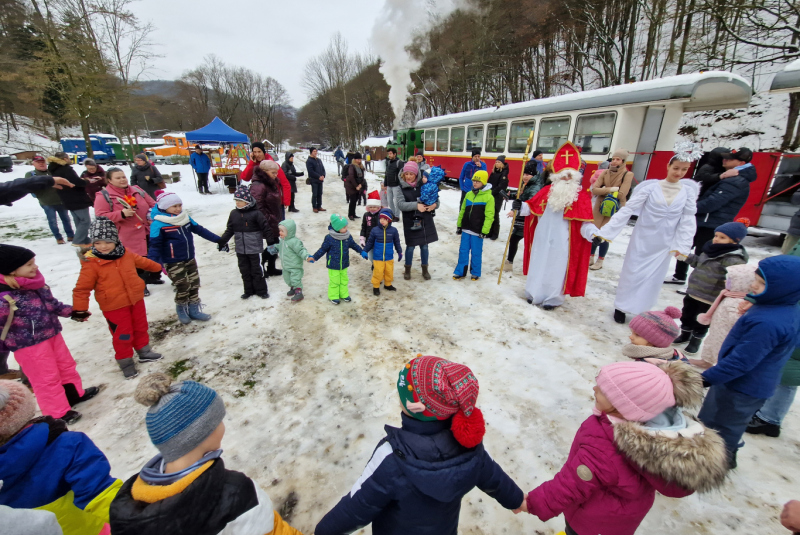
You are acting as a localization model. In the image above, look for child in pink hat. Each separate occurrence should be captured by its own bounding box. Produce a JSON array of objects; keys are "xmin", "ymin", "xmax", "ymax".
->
[
  {"xmin": 624, "ymin": 306, "xmax": 689, "ymax": 365},
  {"xmin": 515, "ymin": 361, "xmax": 728, "ymax": 535}
]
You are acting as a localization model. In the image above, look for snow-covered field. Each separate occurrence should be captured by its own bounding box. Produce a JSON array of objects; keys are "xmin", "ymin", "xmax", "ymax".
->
[{"xmin": 1, "ymin": 159, "xmax": 796, "ymax": 534}]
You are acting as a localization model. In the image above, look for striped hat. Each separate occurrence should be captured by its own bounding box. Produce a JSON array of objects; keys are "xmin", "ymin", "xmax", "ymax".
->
[
  {"xmin": 156, "ymin": 191, "xmax": 182, "ymax": 211},
  {"xmin": 134, "ymin": 373, "xmax": 226, "ymax": 462},
  {"xmin": 629, "ymin": 306, "xmax": 681, "ymax": 348}
]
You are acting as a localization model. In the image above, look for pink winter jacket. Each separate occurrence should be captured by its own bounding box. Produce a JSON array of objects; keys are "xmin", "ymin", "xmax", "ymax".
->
[
  {"xmin": 93, "ymin": 184, "xmax": 154, "ymax": 256},
  {"xmin": 527, "ymin": 414, "xmax": 692, "ymax": 535}
]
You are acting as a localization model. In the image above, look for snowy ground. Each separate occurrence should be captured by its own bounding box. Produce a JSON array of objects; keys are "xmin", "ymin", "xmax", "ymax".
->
[{"xmin": 1, "ymin": 159, "xmax": 797, "ymax": 534}]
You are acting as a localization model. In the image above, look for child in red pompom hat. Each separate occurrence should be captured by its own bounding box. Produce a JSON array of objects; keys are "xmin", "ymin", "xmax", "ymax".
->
[{"xmin": 315, "ymin": 354, "xmax": 524, "ymax": 535}]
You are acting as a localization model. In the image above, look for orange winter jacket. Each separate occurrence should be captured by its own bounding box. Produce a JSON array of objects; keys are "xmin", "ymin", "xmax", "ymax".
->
[{"xmin": 73, "ymin": 251, "xmax": 161, "ymax": 312}]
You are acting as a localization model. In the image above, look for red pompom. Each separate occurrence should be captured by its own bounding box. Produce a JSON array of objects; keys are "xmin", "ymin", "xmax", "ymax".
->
[{"xmin": 451, "ymin": 407, "xmax": 485, "ymax": 448}]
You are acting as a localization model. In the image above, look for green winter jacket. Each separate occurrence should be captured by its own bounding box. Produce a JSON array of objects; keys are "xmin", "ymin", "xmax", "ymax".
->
[
  {"xmin": 277, "ymin": 219, "xmax": 309, "ymax": 271},
  {"xmin": 25, "ymin": 169, "xmax": 62, "ymax": 206},
  {"xmin": 686, "ymin": 246, "xmax": 748, "ymax": 304},
  {"xmin": 457, "ymin": 185, "xmax": 495, "ymax": 236}
]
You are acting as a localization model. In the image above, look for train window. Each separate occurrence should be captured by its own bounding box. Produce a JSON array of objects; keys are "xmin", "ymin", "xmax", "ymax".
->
[
  {"xmin": 424, "ymin": 130, "xmax": 435, "ymax": 152},
  {"xmin": 466, "ymin": 125, "xmax": 484, "ymax": 151},
  {"xmin": 536, "ymin": 117, "xmax": 571, "ymax": 152},
  {"xmin": 573, "ymin": 112, "xmax": 617, "ymax": 155},
  {"xmin": 509, "ymin": 120, "xmax": 536, "ymax": 153},
  {"xmin": 486, "ymin": 123, "xmax": 507, "ymax": 153},
  {"xmin": 436, "ymin": 129, "xmax": 449, "ymax": 151},
  {"xmin": 450, "ymin": 127, "xmax": 465, "ymax": 152}
]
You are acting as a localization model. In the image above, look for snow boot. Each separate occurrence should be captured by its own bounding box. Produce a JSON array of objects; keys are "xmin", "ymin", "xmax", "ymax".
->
[
  {"xmin": 257, "ymin": 293, "xmax": 270, "ymax": 299},
  {"xmin": 241, "ymin": 293, "xmax": 253, "ymax": 299},
  {"xmin": 330, "ymin": 299, "xmax": 341, "ymax": 305},
  {"xmin": 746, "ymin": 414, "xmax": 780, "ymax": 438},
  {"xmin": 503, "ymin": 260, "xmax": 513, "ymax": 272},
  {"xmin": 590, "ymin": 258, "xmax": 604, "ymax": 270},
  {"xmin": 188, "ymin": 302, "xmax": 212, "ymax": 321},
  {"xmin": 64, "ymin": 384, "xmax": 100, "ymax": 407},
  {"xmin": 342, "ymin": 297, "xmax": 352, "ymax": 303},
  {"xmin": 664, "ymin": 276, "xmax": 686, "ymax": 285},
  {"xmin": 373, "ymin": 288, "xmax": 380, "ymax": 296},
  {"xmin": 543, "ymin": 305, "xmax": 557, "ymax": 311},
  {"xmin": 176, "ymin": 304, "xmax": 191, "ymax": 324},
  {"xmin": 291, "ymin": 289, "xmax": 304, "ymax": 302},
  {"xmin": 143, "ymin": 286, "xmax": 150, "ymax": 297},
  {"xmin": 136, "ymin": 344, "xmax": 163, "ymax": 363},
  {"xmin": 684, "ymin": 334, "xmax": 705, "ymax": 355},
  {"xmin": 384, "ymin": 285, "xmax": 396, "ymax": 291},
  {"xmin": 117, "ymin": 358, "xmax": 138, "ymax": 379},
  {"xmin": 60, "ymin": 410, "xmax": 82, "ymax": 425},
  {"xmin": 421, "ymin": 264, "xmax": 431, "ymax": 280},
  {"xmin": 56, "ymin": 239, "xmax": 66, "ymax": 245},
  {"xmin": 471, "ymin": 276, "xmax": 479, "ymax": 281},
  {"xmin": 287, "ymin": 288, "xmax": 296, "ymax": 296},
  {"xmin": 673, "ymin": 330, "xmax": 692, "ymax": 345},
  {"xmin": 404, "ymin": 265, "xmax": 411, "ymax": 280},
  {"xmin": 613, "ymin": 309, "xmax": 626, "ymax": 324}
]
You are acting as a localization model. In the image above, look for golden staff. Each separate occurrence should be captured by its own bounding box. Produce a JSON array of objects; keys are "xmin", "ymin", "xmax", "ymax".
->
[{"xmin": 498, "ymin": 129, "xmax": 534, "ymax": 284}]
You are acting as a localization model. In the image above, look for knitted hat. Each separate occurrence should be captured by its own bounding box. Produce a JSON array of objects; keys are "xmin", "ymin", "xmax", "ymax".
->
[
  {"xmin": 715, "ymin": 222, "xmax": 748, "ymax": 243},
  {"xmin": 89, "ymin": 216, "xmax": 120, "ymax": 244},
  {"xmin": 54, "ymin": 151, "xmax": 69, "ymax": 161},
  {"xmin": 472, "ymin": 170, "xmax": 489, "ymax": 186},
  {"xmin": 233, "ymin": 184, "xmax": 255, "ymax": 205},
  {"xmin": 611, "ymin": 149, "xmax": 629, "ymax": 161},
  {"xmin": 330, "ymin": 213, "xmax": 348, "ymax": 232},
  {"xmin": 596, "ymin": 362, "xmax": 675, "ymax": 422},
  {"xmin": 259, "ymin": 160, "xmax": 280, "ymax": 172},
  {"xmin": 496, "ymin": 155, "xmax": 506, "ymax": 163},
  {"xmin": 0, "ymin": 380, "xmax": 36, "ymax": 445},
  {"xmin": 251, "ymin": 141, "xmax": 266, "ymax": 153},
  {"xmin": 471, "ymin": 148, "xmax": 482, "ymax": 157},
  {"xmin": 402, "ymin": 161, "xmax": 419, "ymax": 176},
  {"xmin": 83, "ymin": 158, "xmax": 97, "ymax": 166},
  {"xmin": 0, "ymin": 245, "xmax": 35, "ymax": 276},
  {"xmin": 366, "ymin": 190, "xmax": 381, "ymax": 207},
  {"xmin": 379, "ymin": 208, "xmax": 394, "ymax": 221},
  {"xmin": 629, "ymin": 306, "xmax": 682, "ymax": 348},
  {"xmin": 397, "ymin": 355, "xmax": 485, "ymax": 448},
  {"xmin": 134, "ymin": 373, "xmax": 226, "ymax": 463},
  {"xmin": 532, "ymin": 150, "xmax": 543, "ymax": 159},
  {"xmin": 156, "ymin": 191, "xmax": 182, "ymax": 211},
  {"xmin": 353, "ymin": 152, "xmax": 363, "ymax": 160},
  {"xmin": 134, "ymin": 153, "xmax": 148, "ymax": 163}
]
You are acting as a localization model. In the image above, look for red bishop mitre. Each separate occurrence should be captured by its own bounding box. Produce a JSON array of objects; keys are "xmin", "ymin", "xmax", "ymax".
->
[{"xmin": 551, "ymin": 141, "xmax": 582, "ymax": 174}]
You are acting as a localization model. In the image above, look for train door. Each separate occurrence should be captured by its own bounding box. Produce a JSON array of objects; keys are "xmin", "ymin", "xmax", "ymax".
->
[{"xmin": 631, "ymin": 106, "xmax": 665, "ymax": 189}]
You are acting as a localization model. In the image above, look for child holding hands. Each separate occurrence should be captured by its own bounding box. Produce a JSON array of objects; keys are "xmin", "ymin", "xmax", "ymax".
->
[
  {"xmin": 277, "ymin": 219, "xmax": 310, "ymax": 302},
  {"xmin": 364, "ymin": 208, "xmax": 402, "ymax": 296},
  {"xmin": 360, "ymin": 191, "xmax": 383, "ymax": 256},
  {"xmin": 308, "ymin": 214, "xmax": 367, "ymax": 305}
]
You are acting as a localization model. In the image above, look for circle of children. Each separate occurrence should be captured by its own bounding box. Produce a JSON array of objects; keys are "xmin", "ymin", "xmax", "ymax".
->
[{"xmin": 1, "ymin": 138, "xmax": 800, "ymax": 535}]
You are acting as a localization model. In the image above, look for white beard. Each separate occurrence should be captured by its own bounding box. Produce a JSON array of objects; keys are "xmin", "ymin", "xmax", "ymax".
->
[{"xmin": 547, "ymin": 170, "xmax": 582, "ymax": 212}]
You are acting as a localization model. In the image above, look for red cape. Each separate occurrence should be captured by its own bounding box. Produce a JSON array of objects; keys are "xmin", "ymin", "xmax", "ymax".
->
[
  {"xmin": 522, "ymin": 185, "xmax": 594, "ymax": 297},
  {"xmin": 240, "ymin": 155, "xmax": 291, "ymax": 207}
]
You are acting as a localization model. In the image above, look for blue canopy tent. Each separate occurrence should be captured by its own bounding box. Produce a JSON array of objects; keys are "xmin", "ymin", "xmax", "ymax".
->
[{"xmin": 185, "ymin": 117, "xmax": 249, "ymax": 144}]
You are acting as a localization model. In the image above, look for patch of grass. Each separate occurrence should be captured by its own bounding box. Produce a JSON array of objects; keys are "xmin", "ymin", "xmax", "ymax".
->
[
  {"xmin": 167, "ymin": 359, "xmax": 191, "ymax": 379},
  {"xmin": 243, "ymin": 379, "xmax": 257, "ymax": 389},
  {"xmin": 233, "ymin": 389, "xmax": 246, "ymax": 398},
  {"xmin": 232, "ymin": 353, "xmax": 242, "ymax": 360}
]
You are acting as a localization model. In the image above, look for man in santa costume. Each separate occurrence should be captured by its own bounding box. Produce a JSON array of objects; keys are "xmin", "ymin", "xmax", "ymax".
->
[{"xmin": 512, "ymin": 141, "xmax": 599, "ymax": 309}]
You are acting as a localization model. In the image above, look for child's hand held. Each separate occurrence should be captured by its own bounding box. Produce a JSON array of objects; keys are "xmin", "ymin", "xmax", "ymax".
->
[{"xmin": 361, "ymin": 251, "xmax": 368, "ymax": 260}]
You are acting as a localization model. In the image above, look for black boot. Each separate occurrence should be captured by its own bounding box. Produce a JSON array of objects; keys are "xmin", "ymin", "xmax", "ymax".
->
[
  {"xmin": 64, "ymin": 383, "xmax": 100, "ymax": 406},
  {"xmin": 613, "ymin": 309, "xmax": 626, "ymax": 324},
  {"xmin": 746, "ymin": 414, "xmax": 781, "ymax": 437},
  {"xmin": 673, "ymin": 330, "xmax": 692, "ymax": 345},
  {"xmin": 684, "ymin": 334, "xmax": 705, "ymax": 354},
  {"xmin": 373, "ymin": 288, "xmax": 380, "ymax": 296}
]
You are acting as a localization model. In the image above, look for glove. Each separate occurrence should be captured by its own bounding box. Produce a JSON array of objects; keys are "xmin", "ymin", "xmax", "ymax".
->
[
  {"xmin": 361, "ymin": 251, "xmax": 368, "ymax": 260},
  {"xmin": 359, "ymin": 236, "xmax": 366, "ymax": 247},
  {"xmin": 456, "ymin": 228, "xmax": 462, "ymax": 235},
  {"xmin": 70, "ymin": 310, "xmax": 91, "ymax": 322},
  {"xmin": 266, "ymin": 245, "xmax": 278, "ymax": 255},
  {"xmin": 398, "ymin": 251, "xmax": 403, "ymax": 262},
  {"xmin": 306, "ymin": 256, "xmax": 315, "ymax": 263},
  {"xmin": 218, "ymin": 243, "xmax": 229, "ymax": 252},
  {"xmin": 512, "ymin": 199, "xmax": 522, "ymax": 211},
  {"xmin": 702, "ymin": 378, "xmax": 711, "ymax": 388},
  {"xmin": 479, "ymin": 233, "xmax": 486, "ymax": 239}
]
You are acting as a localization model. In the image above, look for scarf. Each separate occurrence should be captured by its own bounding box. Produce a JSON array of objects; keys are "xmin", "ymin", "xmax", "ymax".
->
[
  {"xmin": 601, "ymin": 164, "xmax": 628, "ymax": 188},
  {"xmin": 135, "ymin": 162, "xmax": 151, "ymax": 172},
  {"xmin": 13, "ymin": 270, "xmax": 46, "ymax": 290},
  {"xmin": 329, "ymin": 227, "xmax": 352, "ymax": 241},
  {"xmin": 404, "ymin": 177, "xmax": 418, "ymax": 188},
  {"xmin": 92, "ymin": 242, "xmax": 126, "ymax": 260},
  {"xmin": 154, "ymin": 210, "xmax": 190, "ymax": 227},
  {"xmin": 621, "ymin": 344, "xmax": 680, "ymax": 364},
  {"xmin": 702, "ymin": 241, "xmax": 742, "ymax": 258},
  {"xmin": 697, "ymin": 289, "xmax": 749, "ymax": 325},
  {"xmin": 139, "ymin": 449, "xmax": 223, "ymax": 486}
]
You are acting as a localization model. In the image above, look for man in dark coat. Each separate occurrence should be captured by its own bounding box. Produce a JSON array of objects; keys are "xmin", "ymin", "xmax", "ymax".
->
[
  {"xmin": 281, "ymin": 152, "xmax": 304, "ymax": 213},
  {"xmin": 382, "ymin": 147, "xmax": 404, "ymax": 222},
  {"xmin": 48, "ymin": 152, "xmax": 93, "ymax": 246},
  {"xmin": 306, "ymin": 148, "xmax": 327, "ymax": 213},
  {"xmin": 345, "ymin": 153, "xmax": 367, "ymax": 221},
  {"xmin": 130, "ymin": 154, "xmax": 164, "ymax": 200}
]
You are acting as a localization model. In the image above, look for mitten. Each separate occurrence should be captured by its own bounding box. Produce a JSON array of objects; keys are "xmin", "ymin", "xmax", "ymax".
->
[
  {"xmin": 306, "ymin": 256, "xmax": 315, "ymax": 263},
  {"xmin": 512, "ymin": 199, "xmax": 522, "ymax": 211},
  {"xmin": 398, "ymin": 251, "xmax": 403, "ymax": 262},
  {"xmin": 359, "ymin": 236, "xmax": 366, "ymax": 247},
  {"xmin": 70, "ymin": 310, "xmax": 92, "ymax": 322},
  {"xmin": 218, "ymin": 243, "xmax": 229, "ymax": 252},
  {"xmin": 361, "ymin": 251, "xmax": 368, "ymax": 259},
  {"xmin": 456, "ymin": 228, "xmax": 462, "ymax": 235},
  {"xmin": 267, "ymin": 245, "xmax": 278, "ymax": 255}
]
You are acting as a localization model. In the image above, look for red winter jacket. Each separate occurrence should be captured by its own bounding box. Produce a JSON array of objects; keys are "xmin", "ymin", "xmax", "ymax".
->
[
  {"xmin": 527, "ymin": 414, "xmax": 692, "ymax": 535},
  {"xmin": 240, "ymin": 156, "xmax": 291, "ymax": 207}
]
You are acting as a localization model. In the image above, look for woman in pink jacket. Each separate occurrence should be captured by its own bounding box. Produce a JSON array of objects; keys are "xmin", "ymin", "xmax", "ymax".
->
[{"xmin": 516, "ymin": 361, "xmax": 728, "ymax": 535}]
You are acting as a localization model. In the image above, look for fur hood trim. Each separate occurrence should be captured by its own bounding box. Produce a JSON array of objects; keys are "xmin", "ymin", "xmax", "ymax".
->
[
  {"xmin": 47, "ymin": 156, "xmax": 69, "ymax": 165},
  {"xmin": 657, "ymin": 360, "xmax": 704, "ymax": 409},
  {"xmin": 614, "ymin": 414, "xmax": 728, "ymax": 493}
]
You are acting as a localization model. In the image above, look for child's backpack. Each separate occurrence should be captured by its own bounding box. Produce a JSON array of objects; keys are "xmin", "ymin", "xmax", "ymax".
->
[{"xmin": 600, "ymin": 191, "xmax": 620, "ymax": 217}]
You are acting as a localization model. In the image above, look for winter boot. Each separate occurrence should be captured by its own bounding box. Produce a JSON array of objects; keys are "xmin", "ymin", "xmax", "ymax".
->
[
  {"xmin": 144, "ymin": 286, "xmax": 151, "ymax": 297},
  {"xmin": 745, "ymin": 414, "xmax": 781, "ymax": 437},
  {"xmin": 503, "ymin": 260, "xmax": 513, "ymax": 272},
  {"xmin": 664, "ymin": 276, "xmax": 686, "ymax": 285},
  {"xmin": 330, "ymin": 299, "xmax": 341, "ymax": 305},
  {"xmin": 241, "ymin": 293, "xmax": 253, "ymax": 299},
  {"xmin": 421, "ymin": 264, "xmax": 431, "ymax": 280},
  {"xmin": 590, "ymin": 258, "xmax": 604, "ymax": 270},
  {"xmin": 291, "ymin": 289, "xmax": 304, "ymax": 302},
  {"xmin": 188, "ymin": 302, "xmax": 212, "ymax": 321},
  {"xmin": 673, "ymin": 330, "xmax": 692, "ymax": 345},
  {"xmin": 404, "ymin": 265, "xmax": 411, "ymax": 280},
  {"xmin": 384, "ymin": 285, "xmax": 396, "ymax": 291},
  {"xmin": 373, "ymin": 288, "xmax": 381, "ymax": 296},
  {"xmin": 471, "ymin": 276, "xmax": 479, "ymax": 281},
  {"xmin": 117, "ymin": 358, "xmax": 138, "ymax": 379},
  {"xmin": 64, "ymin": 384, "xmax": 100, "ymax": 407},
  {"xmin": 176, "ymin": 303, "xmax": 191, "ymax": 324},
  {"xmin": 257, "ymin": 292, "xmax": 270, "ymax": 299},
  {"xmin": 684, "ymin": 334, "xmax": 705, "ymax": 355},
  {"xmin": 287, "ymin": 288, "xmax": 297, "ymax": 296},
  {"xmin": 136, "ymin": 344, "xmax": 163, "ymax": 363},
  {"xmin": 342, "ymin": 297, "xmax": 352, "ymax": 303},
  {"xmin": 613, "ymin": 309, "xmax": 626, "ymax": 324},
  {"xmin": 60, "ymin": 410, "xmax": 82, "ymax": 425}
]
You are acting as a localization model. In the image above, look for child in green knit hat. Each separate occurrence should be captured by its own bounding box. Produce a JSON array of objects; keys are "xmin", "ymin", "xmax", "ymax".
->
[{"xmin": 308, "ymin": 214, "xmax": 367, "ymax": 305}]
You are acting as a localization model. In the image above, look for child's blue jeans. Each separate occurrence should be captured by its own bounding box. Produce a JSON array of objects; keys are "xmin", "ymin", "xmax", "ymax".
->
[
  {"xmin": 698, "ymin": 383, "xmax": 765, "ymax": 460},
  {"xmin": 454, "ymin": 232, "xmax": 483, "ymax": 278}
]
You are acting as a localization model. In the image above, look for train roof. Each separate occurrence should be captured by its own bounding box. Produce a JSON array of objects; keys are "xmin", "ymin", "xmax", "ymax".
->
[
  {"xmin": 770, "ymin": 60, "xmax": 800, "ymax": 94},
  {"xmin": 416, "ymin": 71, "xmax": 751, "ymax": 129}
]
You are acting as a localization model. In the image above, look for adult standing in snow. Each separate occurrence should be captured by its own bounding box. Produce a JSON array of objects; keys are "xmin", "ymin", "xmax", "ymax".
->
[
  {"xmin": 80, "ymin": 158, "xmax": 106, "ymax": 201},
  {"xmin": 459, "ymin": 149, "xmax": 487, "ymax": 209},
  {"xmin": 281, "ymin": 152, "xmax": 304, "ymax": 213},
  {"xmin": 394, "ymin": 160, "xmax": 438, "ymax": 281},
  {"xmin": 23, "ymin": 155, "xmax": 74, "ymax": 243},
  {"xmin": 306, "ymin": 147, "xmax": 327, "ymax": 213},
  {"xmin": 129, "ymin": 154, "xmax": 165, "ymax": 201},
  {"xmin": 250, "ymin": 160, "xmax": 283, "ymax": 277},
  {"xmin": 597, "ymin": 145, "xmax": 701, "ymax": 323},
  {"xmin": 415, "ymin": 152, "xmax": 430, "ymax": 181},
  {"xmin": 504, "ymin": 161, "xmax": 546, "ymax": 272},
  {"xmin": 487, "ymin": 155, "xmax": 509, "ymax": 240},
  {"xmin": 516, "ymin": 142, "xmax": 598, "ymax": 310},
  {"xmin": 189, "ymin": 145, "xmax": 212, "ymax": 195},
  {"xmin": 589, "ymin": 149, "xmax": 634, "ymax": 270},
  {"xmin": 334, "ymin": 146, "xmax": 345, "ymax": 175},
  {"xmin": 383, "ymin": 147, "xmax": 404, "ymax": 221},
  {"xmin": 239, "ymin": 142, "xmax": 291, "ymax": 209},
  {"xmin": 48, "ymin": 152, "xmax": 93, "ymax": 248},
  {"xmin": 345, "ymin": 152, "xmax": 367, "ymax": 221},
  {"xmin": 668, "ymin": 147, "xmax": 754, "ymax": 285}
]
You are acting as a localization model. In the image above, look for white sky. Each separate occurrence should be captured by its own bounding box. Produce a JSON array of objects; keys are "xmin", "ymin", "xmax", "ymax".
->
[{"xmin": 136, "ymin": 0, "xmax": 381, "ymax": 107}]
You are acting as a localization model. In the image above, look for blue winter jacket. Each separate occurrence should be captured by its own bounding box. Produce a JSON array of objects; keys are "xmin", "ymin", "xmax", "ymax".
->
[
  {"xmin": 306, "ymin": 156, "xmax": 326, "ymax": 182},
  {"xmin": 365, "ymin": 224, "xmax": 402, "ymax": 262},
  {"xmin": 695, "ymin": 164, "xmax": 756, "ymax": 229},
  {"xmin": 315, "ymin": 413, "xmax": 523, "ymax": 535},
  {"xmin": 458, "ymin": 161, "xmax": 487, "ymax": 192},
  {"xmin": 189, "ymin": 152, "xmax": 211, "ymax": 173},
  {"xmin": 311, "ymin": 227, "xmax": 364, "ymax": 270},
  {"xmin": 703, "ymin": 255, "xmax": 800, "ymax": 399},
  {"xmin": 334, "ymin": 148, "xmax": 345, "ymax": 161},
  {"xmin": 148, "ymin": 207, "xmax": 221, "ymax": 265}
]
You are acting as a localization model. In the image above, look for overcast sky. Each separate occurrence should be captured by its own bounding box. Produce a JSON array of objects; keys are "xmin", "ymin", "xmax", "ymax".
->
[{"xmin": 137, "ymin": 0, "xmax": 382, "ymax": 107}]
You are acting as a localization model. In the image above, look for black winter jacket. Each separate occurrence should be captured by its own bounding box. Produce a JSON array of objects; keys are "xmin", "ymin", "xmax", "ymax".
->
[
  {"xmin": 48, "ymin": 160, "xmax": 92, "ymax": 210},
  {"xmin": 693, "ymin": 147, "xmax": 728, "ymax": 197},
  {"xmin": 361, "ymin": 210, "xmax": 382, "ymax": 238},
  {"xmin": 488, "ymin": 164, "xmax": 509, "ymax": 199},
  {"xmin": 315, "ymin": 413, "xmax": 523, "ymax": 535},
  {"xmin": 306, "ymin": 156, "xmax": 326, "ymax": 182},
  {"xmin": 130, "ymin": 163, "xmax": 164, "ymax": 200},
  {"xmin": 696, "ymin": 165, "xmax": 756, "ymax": 229},
  {"xmin": 281, "ymin": 152, "xmax": 304, "ymax": 193},
  {"xmin": 218, "ymin": 204, "xmax": 273, "ymax": 255},
  {"xmin": 384, "ymin": 158, "xmax": 404, "ymax": 188},
  {"xmin": 0, "ymin": 175, "xmax": 55, "ymax": 206},
  {"xmin": 394, "ymin": 179, "xmax": 438, "ymax": 247}
]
